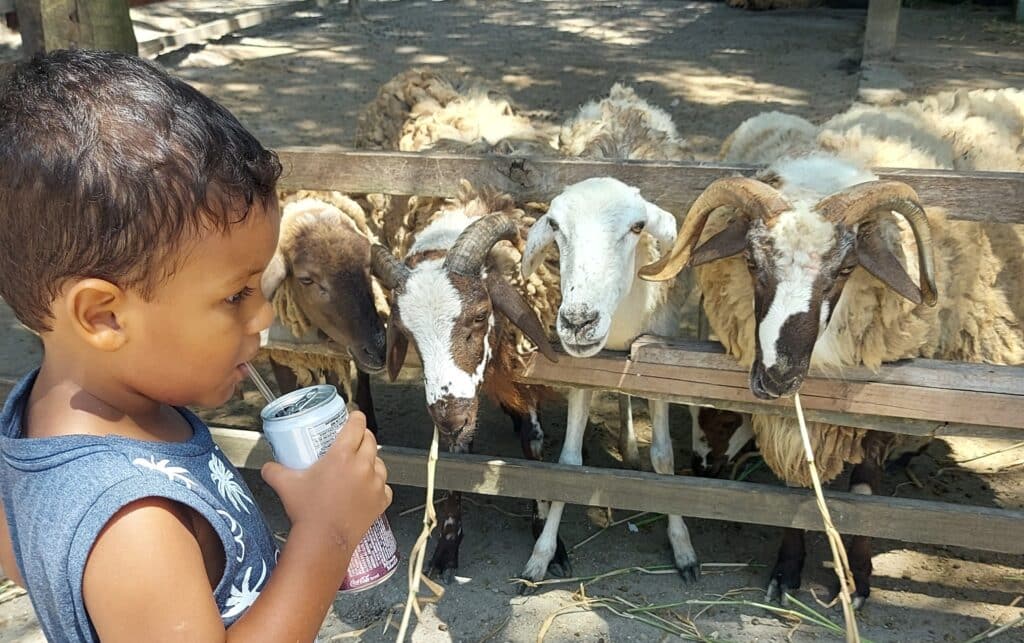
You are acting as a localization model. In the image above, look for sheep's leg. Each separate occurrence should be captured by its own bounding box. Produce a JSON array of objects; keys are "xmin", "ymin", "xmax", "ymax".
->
[
  {"xmin": 830, "ymin": 434, "xmax": 886, "ymax": 610},
  {"xmin": 500, "ymin": 401, "xmax": 559, "ymax": 557},
  {"xmin": 519, "ymin": 388, "xmax": 591, "ymax": 593},
  {"xmin": 427, "ymin": 434, "xmax": 470, "ymax": 584},
  {"xmin": 617, "ymin": 394, "xmax": 640, "ymax": 470},
  {"xmin": 766, "ymin": 527, "xmax": 805, "ymax": 604},
  {"xmin": 353, "ymin": 370, "xmax": 379, "ymax": 435},
  {"xmin": 649, "ymin": 399, "xmax": 700, "ymax": 583},
  {"xmin": 270, "ymin": 357, "xmax": 298, "ymax": 395},
  {"xmin": 500, "ymin": 401, "xmax": 544, "ymax": 461}
]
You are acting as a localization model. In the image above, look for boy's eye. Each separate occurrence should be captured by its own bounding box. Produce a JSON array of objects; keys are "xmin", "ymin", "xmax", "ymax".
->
[{"xmin": 226, "ymin": 286, "xmax": 255, "ymax": 305}]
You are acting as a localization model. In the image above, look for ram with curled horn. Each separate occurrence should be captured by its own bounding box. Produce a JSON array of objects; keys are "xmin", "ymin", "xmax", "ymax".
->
[
  {"xmin": 641, "ymin": 168, "xmax": 938, "ymax": 400},
  {"xmin": 370, "ymin": 187, "xmax": 562, "ymax": 582},
  {"xmin": 636, "ymin": 150, "xmax": 998, "ymax": 608}
]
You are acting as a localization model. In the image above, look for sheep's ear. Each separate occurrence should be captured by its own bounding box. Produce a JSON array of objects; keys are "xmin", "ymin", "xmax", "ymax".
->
[
  {"xmin": 857, "ymin": 228, "xmax": 923, "ymax": 305},
  {"xmin": 261, "ymin": 252, "xmax": 288, "ymax": 299},
  {"xmin": 385, "ymin": 318, "xmax": 409, "ymax": 382},
  {"xmin": 691, "ymin": 218, "xmax": 749, "ymax": 267},
  {"xmin": 522, "ymin": 215, "xmax": 556, "ymax": 278},
  {"xmin": 642, "ymin": 200, "xmax": 677, "ymax": 246}
]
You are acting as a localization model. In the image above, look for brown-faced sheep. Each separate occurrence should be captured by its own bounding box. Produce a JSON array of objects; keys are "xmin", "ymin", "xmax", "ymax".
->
[
  {"xmin": 260, "ymin": 193, "xmax": 387, "ymax": 431},
  {"xmin": 370, "ymin": 183, "xmax": 562, "ymax": 581}
]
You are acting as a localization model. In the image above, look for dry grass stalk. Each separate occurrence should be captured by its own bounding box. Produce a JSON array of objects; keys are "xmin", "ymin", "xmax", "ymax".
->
[
  {"xmin": 793, "ymin": 393, "xmax": 860, "ymax": 642},
  {"xmin": 395, "ymin": 426, "xmax": 444, "ymax": 642},
  {"xmin": 570, "ymin": 510, "xmax": 650, "ymax": 551},
  {"xmin": 536, "ymin": 584, "xmax": 715, "ymax": 642}
]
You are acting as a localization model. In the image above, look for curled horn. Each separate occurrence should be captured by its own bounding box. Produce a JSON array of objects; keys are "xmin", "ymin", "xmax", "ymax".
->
[
  {"xmin": 445, "ymin": 214, "xmax": 520, "ymax": 276},
  {"xmin": 639, "ymin": 177, "xmax": 791, "ymax": 281},
  {"xmin": 370, "ymin": 244, "xmax": 409, "ymax": 291},
  {"xmin": 815, "ymin": 181, "xmax": 937, "ymax": 306}
]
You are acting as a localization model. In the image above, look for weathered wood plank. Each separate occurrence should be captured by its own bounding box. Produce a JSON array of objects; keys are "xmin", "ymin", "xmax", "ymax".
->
[
  {"xmin": 863, "ymin": 0, "xmax": 901, "ymax": 62},
  {"xmin": 275, "ymin": 149, "xmax": 1024, "ymax": 224},
  {"xmin": 630, "ymin": 336, "xmax": 1024, "ymax": 398},
  {"xmin": 138, "ymin": 0, "xmax": 316, "ymax": 58},
  {"xmin": 519, "ymin": 350, "xmax": 1024, "ymax": 431},
  {"xmin": 211, "ymin": 427, "xmax": 1024, "ymax": 555}
]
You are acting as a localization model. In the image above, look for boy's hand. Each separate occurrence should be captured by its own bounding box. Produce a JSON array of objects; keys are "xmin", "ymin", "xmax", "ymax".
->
[{"xmin": 260, "ymin": 411, "xmax": 392, "ymax": 550}]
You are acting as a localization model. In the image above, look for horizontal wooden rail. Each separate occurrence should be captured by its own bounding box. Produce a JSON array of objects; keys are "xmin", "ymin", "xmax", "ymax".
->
[
  {"xmin": 518, "ymin": 336, "xmax": 1024, "ymax": 440},
  {"xmin": 139, "ymin": 0, "xmax": 319, "ymax": 58},
  {"xmin": 275, "ymin": 149, "xmax": 1024, "ymax": 224},
  {"xmin": 212, "ymin": 427, "xmax": 1024, "ymax": 556}
]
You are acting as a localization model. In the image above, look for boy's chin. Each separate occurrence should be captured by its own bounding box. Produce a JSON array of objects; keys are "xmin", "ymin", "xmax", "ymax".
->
[{"xmin": 191, "ymin": 382, "xmax": 242, "ymax": 409}]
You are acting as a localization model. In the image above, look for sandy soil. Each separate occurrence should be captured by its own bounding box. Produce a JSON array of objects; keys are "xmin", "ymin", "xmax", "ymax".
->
[{"xmin": 1, "ymin": 1, "xmax": 1023, "ymax": 642}]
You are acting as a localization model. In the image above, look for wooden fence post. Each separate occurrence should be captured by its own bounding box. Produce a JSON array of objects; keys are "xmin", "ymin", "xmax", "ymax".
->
[
  {"xmin": 863, "ymin": 0, "xmax": 901, "ymax": 62},
  {"xmin": 13, "ymin": 0, "xmax": 137, "ymax": 56}
]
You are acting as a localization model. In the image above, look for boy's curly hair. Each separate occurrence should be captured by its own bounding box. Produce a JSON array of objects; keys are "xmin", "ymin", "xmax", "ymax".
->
[{"xmin": 0, "ymin": 49, "xmax": 282, "ymax": 332}]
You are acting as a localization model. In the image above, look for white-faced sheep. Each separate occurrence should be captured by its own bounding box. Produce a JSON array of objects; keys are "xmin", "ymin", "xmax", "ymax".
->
[
  {"xmin": 260, "ymin": 194, "xmax": 387, "ymax": 430},
  {"xmin": 369, "ymin": 185, "xmax": 563, "ymax": 581},
  {"xmin": 512, "ymin": 84, "xmax": 747, "ymax": 589},
  {"xmin": 641, "ymin": 149, "xmax": 1024, "ymax": 606}
]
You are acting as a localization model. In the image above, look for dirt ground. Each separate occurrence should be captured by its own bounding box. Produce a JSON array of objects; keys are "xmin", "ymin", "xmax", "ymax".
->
[{"xmin": 1, "ymin": 1, "xmax": 1023, "ymax": 642}]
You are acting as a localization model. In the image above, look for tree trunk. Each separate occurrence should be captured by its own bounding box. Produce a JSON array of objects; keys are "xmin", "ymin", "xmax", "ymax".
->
[
  {"xmin": 13, "ymin": 0, "xmax": 43, "ymax": 56},
  {"xmin": 77, "ymin": 0, "xmax": 137, "ymax": 54},
  {"xmin": 15, "ymin": 0, "xmax": 137, "ymax": 56}
]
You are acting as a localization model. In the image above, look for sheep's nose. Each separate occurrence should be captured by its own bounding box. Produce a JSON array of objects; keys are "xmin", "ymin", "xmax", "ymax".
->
[{"xmin": 560, "ymin": 309, "xmax": 599, "ymax": 336}]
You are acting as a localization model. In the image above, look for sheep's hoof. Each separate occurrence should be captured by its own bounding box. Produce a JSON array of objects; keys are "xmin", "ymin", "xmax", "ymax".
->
[
  {"xmin": 765, "ymin": 578, "xmax": 796, "ymax": 605},
  {"xmin": 766, "ymin": 555, "xmax": 803, "ymax": 604},
  {"xmin": 826, "ymin": 579, "xmax": 870, "ymax": 610},
  {"xmin": 549, "ymin": 536, "xmax": 572, "ymax": 578},
  {"xmin": 677, "ymin": 561, "xmax": 700, "ymax": 584},
  {"xmin": 427, "ymin": 541, "xmax": 460, "ymax": 584}
]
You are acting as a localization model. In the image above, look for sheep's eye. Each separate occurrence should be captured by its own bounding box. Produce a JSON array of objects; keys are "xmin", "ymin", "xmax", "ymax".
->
[
  {"xmin": 838, "ymin": 265, "xmax": 856, "ymax": 277},
  {"xmin": 473, "ymin": 311, "xmax": 488, "ymax": 324},
  {"xmin": 630, "ymin": 221, "xmax": 646, "ymax": 234},
  {"xmin": 298, "ymin": 276, "xmax": 315, "ymax": 286},
  {"xmin": 548, "ymin": 219, "xmax": 559, "ymax": 232}
]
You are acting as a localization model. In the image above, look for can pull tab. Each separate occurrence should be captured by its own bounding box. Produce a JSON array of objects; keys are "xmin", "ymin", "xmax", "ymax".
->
[{"xmin": 274, "ymin": 389, "xmax": 321, "ymax": 418}]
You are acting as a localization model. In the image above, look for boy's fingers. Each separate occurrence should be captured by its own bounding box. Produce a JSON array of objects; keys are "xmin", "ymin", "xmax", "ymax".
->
[
  {"xmin": 260, "ymin": 461, "xmax": 288, "ymax": 493},
  {"xmin": 335, "ymin": 413, "xmax": 368, "ymax": 450},
  {"xmin": 383, "ymin": 484, "xmax": 394, "ymax": 507},
  {"xmin": 374, "ymin": 458, "xmax": 388, "ymax": 482}
]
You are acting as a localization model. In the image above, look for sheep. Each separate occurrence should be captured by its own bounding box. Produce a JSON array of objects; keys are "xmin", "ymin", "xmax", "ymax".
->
[
  {"xmin": 260, "ymin": 193, "xmax": 388, "ymax": 431},
  {"xmin": 640, "ymin": 148, "xmax": 1024, "ymax": 607},
  {"xmin": 354, "ymin": 68, "xmax": 556, "ymax": 257},
  {"xmin": 514, "ymin": 84, "xmax": 753, "ymax": 588},
  {"xmin": 518, "ymin": 176, "xmax": 714, "ymax": 587},
  {"xmin": 702, "ymin": 90, "xmax": 1024, "ymax": 602},
  {"xmin": 369, "ymin": 184, "xmax": 564, "ymax": 581},
  {"xmin": 557, "ymin": 82, "xmax": 692, "ymax": 161}
]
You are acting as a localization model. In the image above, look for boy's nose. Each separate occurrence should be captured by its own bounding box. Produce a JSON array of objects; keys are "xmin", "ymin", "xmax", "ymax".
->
[{"xmin": 249, "ymin": 298, "xmax": 275, "ymax": 335}]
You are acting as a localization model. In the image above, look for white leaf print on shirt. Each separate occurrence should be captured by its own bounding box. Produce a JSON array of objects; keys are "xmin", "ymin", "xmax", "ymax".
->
[
  {"xmin": 132, "ymin": 457, "xmax": 194, "ymax": 490},
  {"xmin": 217, "ymin": 510, "xmax": 246, "ymax": 563},
  {"xmin": 209, "ymin": 454, "xmax": 255, "ymax": 514},
  {"xmin": 221, "ymin": 560, "xmax": 268, "ymax": 619}
]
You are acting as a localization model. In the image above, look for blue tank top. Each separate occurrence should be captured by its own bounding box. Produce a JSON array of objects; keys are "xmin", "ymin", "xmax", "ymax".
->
[{"xmin": 0, "ymin": 371, "xmax": 280, "ymax": 641}]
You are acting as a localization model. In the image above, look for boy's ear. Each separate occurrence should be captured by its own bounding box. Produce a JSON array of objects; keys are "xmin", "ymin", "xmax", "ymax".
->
[{"xmin": 63, "ymin": 279, "xmax": 129, "ymax": 351}]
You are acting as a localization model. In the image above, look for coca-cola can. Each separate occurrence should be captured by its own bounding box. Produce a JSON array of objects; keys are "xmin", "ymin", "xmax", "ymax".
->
[{"xmin": 260, "ymin": 384, "xmax": 399, "ymax": 593}]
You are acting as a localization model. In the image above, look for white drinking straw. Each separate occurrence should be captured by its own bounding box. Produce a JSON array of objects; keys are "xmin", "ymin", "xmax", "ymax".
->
[{"xmin": 244, "ymin": 362, "xmax": 276, "ymax": 403}]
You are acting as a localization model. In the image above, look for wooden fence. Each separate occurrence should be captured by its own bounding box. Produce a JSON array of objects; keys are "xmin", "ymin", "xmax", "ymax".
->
[{"xmin": 214, "ymin": 148, "xmax": 1024, "ymax": 557}]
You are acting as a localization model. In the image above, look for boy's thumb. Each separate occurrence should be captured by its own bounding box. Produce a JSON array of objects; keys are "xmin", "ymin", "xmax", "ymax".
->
[{"xmin": 260, "ymin": 461, "xmax": 287, "ymax": 492}]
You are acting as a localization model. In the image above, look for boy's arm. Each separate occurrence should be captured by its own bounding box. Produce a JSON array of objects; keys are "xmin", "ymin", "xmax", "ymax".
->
[
  {"xmin": 83, "ymin": 497, "xmax": 354, "ymax": 643},
  {"xmin": 0, "ymin": 501, "xmax": 26, "ymax": 587}
]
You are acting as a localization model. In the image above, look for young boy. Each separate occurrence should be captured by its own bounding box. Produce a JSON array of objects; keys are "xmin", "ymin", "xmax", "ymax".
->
[{"xmin": 0, "ymin": 49, "xmax": 392, "ymax": 642}]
